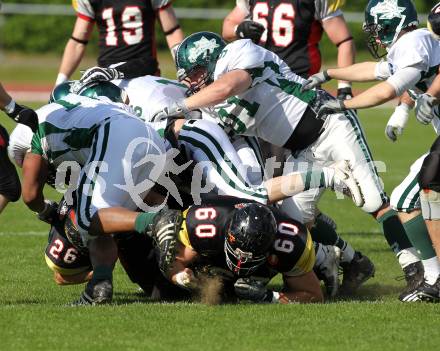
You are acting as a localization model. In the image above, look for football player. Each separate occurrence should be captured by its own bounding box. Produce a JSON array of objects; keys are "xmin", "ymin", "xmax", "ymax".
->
[
  {"xmin": 150, "ymin": 198, "xmax": 327, "ymax": 303},
  {"xmin": 55, "ymin": 0, "xmax": 183, "ymax": 85},
  {"xmin": 21, "ymin": 81, "xmax": 170, "ymax": 305},
  {"xmin": 152, "ymin": 31, "xmax": 416, "ymax": 295},
  {"xmin": 222, "ymin": 0, "xmax": 355, "ymax": 99},
  {"xmin": 302, "ymin": 0, "xmax": 440, "ymax": 301},
  {"xmin": 0, "ymin": 82, "xmax": 38, "ymax": 214}
]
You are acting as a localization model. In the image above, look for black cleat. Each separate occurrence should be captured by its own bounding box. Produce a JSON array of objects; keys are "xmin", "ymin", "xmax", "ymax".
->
[
  {"xmin": 399, "ymin": 277, "xmax": 440, "ymax": 303},
  {"xmin": 340, "ymin": 251, "xmax": 375, "ymax": 295},
  {"xmin": 314, "ymin": 245, "xmax": 340, "ymax": 298},
  {"xmin": 71, "ymin": 279, "xmax": 113, "ymax": 306},
  {"xmin": 398, "ymin": 261, "xmax": 424, "ymax": 300}
]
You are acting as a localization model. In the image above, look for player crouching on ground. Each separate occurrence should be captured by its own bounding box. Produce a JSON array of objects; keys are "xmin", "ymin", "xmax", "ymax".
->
[
  {"xmin": 301, "ymin": 0, "xmax": 440, "ymax": 302},
  {"xmin": 21, "ymin": 81, "xmax": 176, "ymax": 305},
  {"xmin": 150, "ymin": 198, "xmax": 325, "ymax": 304}
]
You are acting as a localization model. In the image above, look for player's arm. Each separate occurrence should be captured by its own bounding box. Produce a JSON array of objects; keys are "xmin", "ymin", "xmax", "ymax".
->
[
  {"xmin": 21, "ymin": 153, "xmax": 48, "ymax": 213},
  {"xmin": 222, "ymin": 5, "xmax": 248, "ymax": 42},
  {"xmin": 322, "ymin": 15, "xmax": 355, "ymax": 99},
  {"xmin": 282, "ymin": 271, "xmax": 324, "ymax": 303},
  {"xmin": 168, "ymin": 242, "xmax": 199, "ymax": 288},
  {"xmin": 185, "ymin": 69, "xmax": 252, "ymax": 110},
  {"xmin": 158, "ymin": 4, "xmax": 184, "ymax": 59},
  {"xmin": 56, "ymin": 17, "xmax": 94, "ymax": 85}
]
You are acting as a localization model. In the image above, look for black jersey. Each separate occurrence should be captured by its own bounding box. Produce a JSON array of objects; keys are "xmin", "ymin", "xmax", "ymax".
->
[
  {"xmin": 74, "ymin": 0, "xmax": 171, "ymax": 74},
  {"xmin": 179, "ymin": 197, "xmax": 315, "ymax": 278},
  {"xmin": 243, "ymin": 0, "xmax": 343, "ymax": 77}
]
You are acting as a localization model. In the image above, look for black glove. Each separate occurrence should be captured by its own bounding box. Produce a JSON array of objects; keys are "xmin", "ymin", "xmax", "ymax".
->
[
  {"xmin": 7, "ymin": 104, "xmax": 38, "ymax": 132},
  {"xmin": 337, "ymin": 87, "xmax": 353, "ymax": 100},
  {"xmin": 37, "ymin": 200, "xmax": 59, "ymax": 224},
  {"xmin": 79, "ymin": 66, "xmax": 124, "ymax": 85},
  {"xmin": 235, "ymin": 20, "xmax": 265, "ymax": 43}
]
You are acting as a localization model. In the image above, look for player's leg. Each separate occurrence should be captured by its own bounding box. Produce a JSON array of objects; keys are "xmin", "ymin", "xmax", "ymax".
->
[
  {"xmin": 0, "ymin": 124, "xmax": 21, "ymax": 214},
  {"xmin": 390, "ymin": 154, "xmax": 439, "ymax": 300},
  {"xmin": 73, "ymin": 118, "xmax": 166, "ymax": 304}
]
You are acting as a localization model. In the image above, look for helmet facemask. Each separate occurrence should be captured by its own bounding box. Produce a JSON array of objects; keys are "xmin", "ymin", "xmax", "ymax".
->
[{"xmin": 224, "ymin": 237, "xmax": 267, "ymax": 276}]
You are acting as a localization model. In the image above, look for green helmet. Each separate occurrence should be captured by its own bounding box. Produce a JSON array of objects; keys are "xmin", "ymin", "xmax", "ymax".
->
[
  {"xmin": 49, "ymin": 80, "xmax": 128, "ymax": 104},
  {"xmin": 363, "ymin": 0, "xmax": 418, "ymax": 59},
  {"xmin": 49, "ymin": 81, "xmax": 75, "ymax": 103},
  {"xmin": 175, "ymin": 31, "xmax": 226, "ymax": 95},
  {"xmin": 74, "ymin": 81, "xmax": 128, "ymax": 104}
]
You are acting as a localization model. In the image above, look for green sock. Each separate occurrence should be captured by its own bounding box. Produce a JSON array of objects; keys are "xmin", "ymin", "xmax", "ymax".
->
[
  {"xmin": 402, "ymin": 214, "xmax": 437, "ymax": 260},
  {"xmin": 92, "ymin": 265, "xmax": 113, "ymax": 282},
  {"xmin": 301, "ymin": 170, "xmax": 326, "ymax": 190},
  {"xmin": 135, "ymin": 212, "xmax": 158, "ymax": 234},
  {"xmin": 377, "ymin": 209, "xmax": 412, "ymax": 254}
]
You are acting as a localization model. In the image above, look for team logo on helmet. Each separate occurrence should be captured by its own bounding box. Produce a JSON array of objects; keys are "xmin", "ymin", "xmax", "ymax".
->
[
  {"xmin": 370, "ymin": 0, "xmax": 406, "ymax": 20},
  {"xmin": 188, "ymin": 36, "xmax": 221, "ymax": 63}
]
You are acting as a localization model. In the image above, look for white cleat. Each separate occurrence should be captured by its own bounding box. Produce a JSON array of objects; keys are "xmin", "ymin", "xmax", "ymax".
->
[
  {"xmin": 331, "ymin": 160, "xmax": 364, "ymax": 207},
  {"xmin": 314, "ymin": 244, "xmax": 340, "ymax": 298}
]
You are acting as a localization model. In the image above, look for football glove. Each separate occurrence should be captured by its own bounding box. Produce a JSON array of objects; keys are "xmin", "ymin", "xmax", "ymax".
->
[
  {"xmin": 385, "ymin": 103, "xmax": 410, "ymax": 142},
  {"xmin": 316, "ymin": 99, "xmax": 346, "ymax": 120},
  {"xmin": 415, "ymin": 94, "xmax": 437, "ymax": 125},
  {"xmin": 79, "ymin": 66, "xmax": 124, "ymax": 85},
  {"xmin": 37, "ymin": 200, "xmax": 59, "ymax": 224},
  {"xmin": 6, "ymin": 104, "xmax": 38, "ymax": 132},
  {"xmin": 235, "ymin": 20, "xmax": 265, "ymax": 43},
  {"xmin": 234, "ymin": 278, "xmax": 290, "ymax": 303},
  {"xmin": 301, "ymin": 70, "xmax": 331, "ymax": 91},
  {"xmin": 151, "ymin": 99, "xmax": 189, "ymax": 122},
  {"xmin": 337, "ymin": 87, "xmax": 353, "ymax": 100}
]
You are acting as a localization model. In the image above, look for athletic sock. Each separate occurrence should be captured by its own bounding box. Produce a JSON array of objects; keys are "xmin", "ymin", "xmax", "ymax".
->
[
  {"xmin": 396, "ymin": 247, "xmax": 420, "ymax": 269},
  {"xmin": 377, "ymin": 209, "xmax": 412, "ymax": 254},
  {"xmin": 92, "ymin": 265, "xmax": 113, "ymax": 282},
  {"xmin": 135, "ymin": 211, "xmax": 158, "ymax": 234},
  {"xmin": 310, "ymin": 213, "xmax": 354, "ymax": 263},
  {"xmin": 402, "ymin": 214, "xmax": 440, "ymax": 284},
  {"xmin": 301, "ymin": 168, "xmax": 333, "ymax": 190},
  {"xmin": 422, "ymin": 257, "xmax": 440, "ymax": 285}
]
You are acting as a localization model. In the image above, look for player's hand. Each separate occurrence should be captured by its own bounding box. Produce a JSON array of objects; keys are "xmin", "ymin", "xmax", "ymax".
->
[
  {"xmin": 337, "ymin": 87, "xmax": 353, "ymax": 100},
  {"xmin": 385, "ymin": 103, "xmax": 410, "ymax": 142},
  {"xmin": 316, "ymin": 99, "xmax": 346, "ymax": 120},
  {"xmin": 79, "ymin": 66, "xmax": 124, "ymax": 85},
  {"xmin": 174, "ymin": 268, "xmax": 199, "ymax": 289},
  {"xmin": 415, "ymin": 94, "xmax": 437, "ymax": 125},
  {"xmin": 301, "ymin": 70, "xmax": 331, "ymax": 91},
  {"xmin": 151, "ymin": 99, "xmax": 189, "ymax": 122},
  {"xmin": 235, "ymin": 20, "xmax": 265, "ymax": 43},
  {"xmin": 7, "ymin": 104, "xmax": 38, "ymax": 132},
  {"xmin": 37, "ymin": 200, "xmax": 59, "ymax": 224}
]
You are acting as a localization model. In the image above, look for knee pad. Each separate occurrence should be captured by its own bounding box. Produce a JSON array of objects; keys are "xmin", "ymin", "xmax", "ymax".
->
[
  {"xmin": 419, "ymin": 149, "xmax": 440, "ymax": 191},
  {"xmin": 420, "ymin": 189, "xmax": 440, "ymax": 220},
  {"xmin": 361, "ymin": 192, "xmax": 384, "ymax": 214}
]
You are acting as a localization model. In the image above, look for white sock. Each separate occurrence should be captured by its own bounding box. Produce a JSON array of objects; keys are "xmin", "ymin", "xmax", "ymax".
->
[
  {"xmin": 4, "ymin": 99, "xmax": 16, "ymax": 114},
  {"xmin": 339, "ymin": 243, "xmax": 355, "ymax": 264},
  {"xmin": 422, "ymin": 256, "xmax": 440, "ymax": 285}
]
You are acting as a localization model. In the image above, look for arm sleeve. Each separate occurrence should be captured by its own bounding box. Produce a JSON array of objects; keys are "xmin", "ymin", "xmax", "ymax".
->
[
  {"xmin": 374, "ymin": 60, "xmax": 392, "ymax": 80},
  {"xmin": 73, "ymin": 0, "xmax": 95, "ymax": 21},
  {"xmin": 386, "ymin": 67, "xmax": 422, "ymax": 97},
  {"xmin": 314, "ymin": 0, "xmax": 345, "ymax": 21},
  {"xmin": 236, "ymin": 0, "xmax": 251, "ymax": 17},
  {"xmin": 152, "ymin": 0, "xmax": 172, "ymax": 10},
  {"xmin": 30, "ymin": 132, "xmax": 43, "ymax": 156}
]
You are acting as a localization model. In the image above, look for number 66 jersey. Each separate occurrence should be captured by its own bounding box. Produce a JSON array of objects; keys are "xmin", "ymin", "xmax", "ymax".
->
[{"xmin": 178, "ymin": 197, "xmax": 315, "ymax": 278}]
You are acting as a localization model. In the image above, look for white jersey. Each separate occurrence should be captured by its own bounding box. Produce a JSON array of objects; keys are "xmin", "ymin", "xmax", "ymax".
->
[
  {"xmin": 385, "ymin": 29, "xmax": 440, "ymax": 133},
  {"xmin": 206, "ymin": 39, "xmax": 317, "ymax": 146},
  {"xmin": 112, "ymin": 75, "xmax": 187, "ymax": 122},
  {"xmin": 30, "ymin": 94, "xmax": 138, "ymax": 168}
]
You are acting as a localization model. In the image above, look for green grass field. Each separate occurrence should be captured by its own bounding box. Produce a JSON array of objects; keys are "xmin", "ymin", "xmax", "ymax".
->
[{"xmin": 1, "ymin": 102, "xmax": 440, "ymax": 349}]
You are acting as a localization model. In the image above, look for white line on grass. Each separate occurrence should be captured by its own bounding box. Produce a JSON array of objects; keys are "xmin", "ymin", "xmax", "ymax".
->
[{"xmin": 0, "ymin": 231, "xmax": 47, "ymax": 236}]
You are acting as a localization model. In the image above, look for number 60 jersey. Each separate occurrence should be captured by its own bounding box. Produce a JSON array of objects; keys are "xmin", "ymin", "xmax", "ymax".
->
[{"xmin": 178, "ymin": 197, "xmax": 315, "ymax": 278}]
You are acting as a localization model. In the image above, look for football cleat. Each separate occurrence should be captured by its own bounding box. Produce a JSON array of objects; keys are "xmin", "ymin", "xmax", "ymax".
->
[
  {"xmin": 71, "ymin": 279, "xmax": 113, "ymax": 306},
  {"xmin": 340, "ymin": 251, "xmax": 375, "ymax": 295},
  {"xmin": 330, "ymin": 160, "xmax": 364, "ymax": 207},
  {"xmin": 314, "ymin": 245, "xmax": 340, "ymax": 298},
  {"xmin": 399, "ymin": 278, "xmax": 440, "ymax": 303},
  {"xmin": 397, "ymin": 261, "xmax": 424, "ymax": 300}
]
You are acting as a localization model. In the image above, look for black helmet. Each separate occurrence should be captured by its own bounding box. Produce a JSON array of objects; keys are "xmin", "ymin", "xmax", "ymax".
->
[
  {"xmin": 224, "ymin": 203, "xmax": 277, "ymax": 276},
  {"xmin": 428, "ymin": 3, "xmax": 440, "ymax": 39}
]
